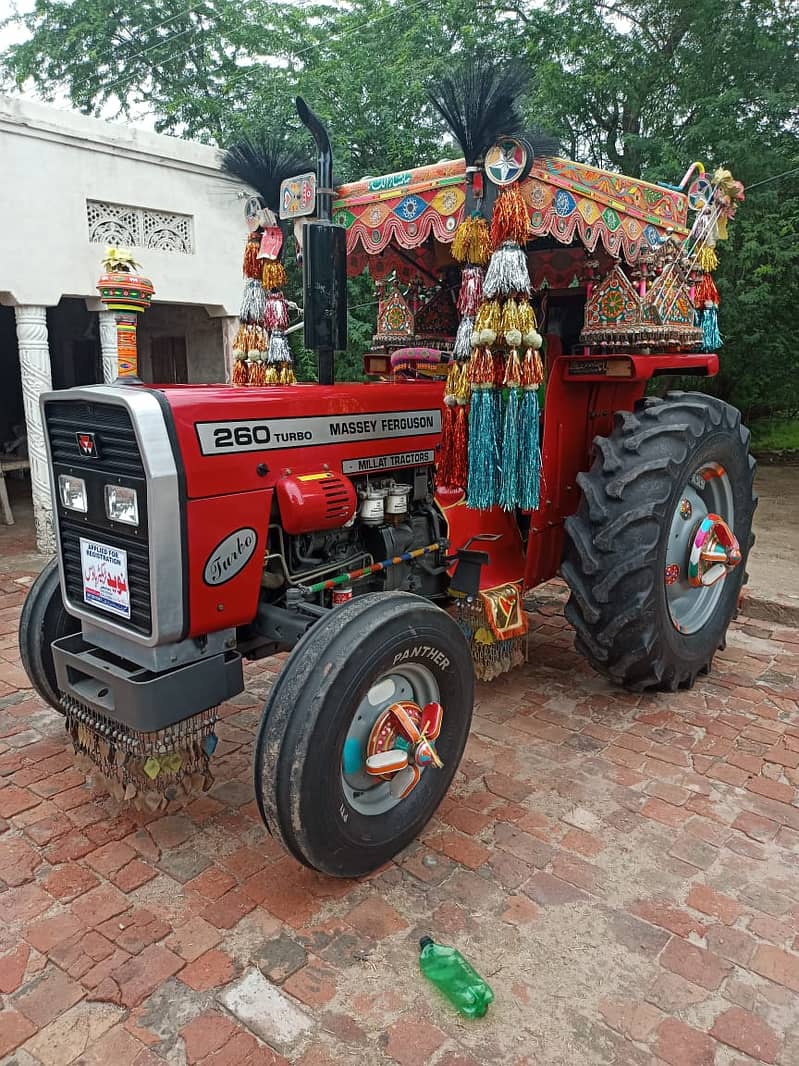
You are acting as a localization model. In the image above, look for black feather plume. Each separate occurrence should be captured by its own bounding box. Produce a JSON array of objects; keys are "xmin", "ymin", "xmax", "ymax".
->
[
  {"xmin": 522, "ymin": 126, "xmax": 562, "ymax": 161},
  {"xmin": 427, "ymin": 60, "xmax": 528, "ymax": 166},
  {"xmin": 222, "ymin": 132, "xmax": 314, "ymax": 213}
]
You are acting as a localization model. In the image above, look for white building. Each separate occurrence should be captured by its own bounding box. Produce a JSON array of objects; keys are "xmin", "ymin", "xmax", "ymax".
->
[{"xmin": 0, "ymin": 95, "xmax": 247, "ymax": 551}]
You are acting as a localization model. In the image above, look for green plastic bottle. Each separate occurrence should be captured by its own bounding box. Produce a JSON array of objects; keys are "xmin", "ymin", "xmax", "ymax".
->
[{"xmin": 418, "ymin": 936, "xmax": 494, "ymax": 1018}]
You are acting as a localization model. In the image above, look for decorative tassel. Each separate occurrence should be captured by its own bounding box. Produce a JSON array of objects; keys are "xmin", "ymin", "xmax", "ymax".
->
[
  {"xmin": 517, "ymin": 299, "xmax": 537, "ymax": 334},
  {"xmin": 437, "ymin": 402, "xmax": 457, "ymax": 487},
  {"xmin": 452, "ymin": 216, "xmax": 491, "ymax": 266},
  {"xmin": 453, "ymin": 316, "xmax": 475, "ymax": 361},
  {"xmin": 490, "ymin": 185, "xmax": 529, "ymax": 247},
  {"xmin": 521, "ymin": 347, "xmax": 544, "ymax": 387},
  {"xmin": 264, "ymin": 291, "xmax": 289, "ymax": 329},
  {"xmin": 267, "ymin": 329, "xmax": 292, "ymax": 366},
  {"xmin": 232, "ymin": 353, "xmax": 249, "ymax": 385},
  {"xmin": 517, "ymin": 387, "xmax": 541, "ymax": 511},
  {"xmin": 483, "ymin": 243, "xmax": 531, "ymax": 299},
  {"xmin": 240, "ymin": 279, "xmax": 267, "ymax": 323},
  {"xmin": 498, "ymin": 386, "xmax": 521, "ymax": 511},
  {"xmin": 701, "ymin": 306, "xmax": 722, "ymax": 351},
  {"xmin": 474, "ymin": 299, "xmax": 501, "ymax": 341},
  {"xmin": 248, "ymin": 354, "xmax": 267, "ymax": 385},
  {"xmin": 457, "ymin": 267, "xmax": 484, "ymax": 316},
  {"xmin": 500, "ymin": 297, "xmax": 520, "ymax": 336},
  {"xmin": 452, "ymin": 403, "xmax": 469, "ymax": 489},
  {"xmin": 467, "ymin": 388, "xmax": 499, "ymax": 510},
  {"xmin": 243, "ymin": 238, "xmax": 261, "ymax": 280},
  {"xmin": 697, "ymin": 245, "xmax": 718, "ymax": 273},
  {"xmin": 262, "ymin": 260, "xmax": 287, "ymax": 289},
  {"xmin": 694, "ymin": 274, "xmax": 719, "ymax": 308}
]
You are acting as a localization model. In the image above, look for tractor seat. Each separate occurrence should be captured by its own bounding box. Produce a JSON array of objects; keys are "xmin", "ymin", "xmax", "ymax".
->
[{"xmin": 390, "ymin": 347, "xmax": 450, "ymax": 382}]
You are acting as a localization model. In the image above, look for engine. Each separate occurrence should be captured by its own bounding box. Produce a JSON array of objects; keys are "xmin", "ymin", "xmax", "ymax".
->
[{"xmin": 265, "ymin": 466, "xmax": 447, "ymax": 605}]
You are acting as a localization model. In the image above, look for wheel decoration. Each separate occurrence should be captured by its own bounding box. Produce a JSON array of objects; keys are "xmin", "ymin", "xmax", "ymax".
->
[
  {"xmin": 365, "ymin": 700, "xmax": 444, "ymax": 799},
  {"xmin": 687, "ymin": 514, "xmax": 742, "ymax": 587}
]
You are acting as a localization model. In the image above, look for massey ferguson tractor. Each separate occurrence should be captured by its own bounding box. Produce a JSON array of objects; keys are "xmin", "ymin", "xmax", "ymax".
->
[{"xmin": 19, "ymin": 86, "xmax": 754, "ymax": 878}]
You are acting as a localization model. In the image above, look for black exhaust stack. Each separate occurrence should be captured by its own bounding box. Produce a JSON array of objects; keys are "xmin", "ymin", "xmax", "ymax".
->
[{"xmin": 296, "ymin": 97, "xmax": 347, "ymax": 386}]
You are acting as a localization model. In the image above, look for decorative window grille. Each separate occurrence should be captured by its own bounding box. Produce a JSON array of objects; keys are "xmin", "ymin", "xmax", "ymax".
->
[{"xmin": 86, "ymin": 200, "xmax": 194, "ymax": 254}]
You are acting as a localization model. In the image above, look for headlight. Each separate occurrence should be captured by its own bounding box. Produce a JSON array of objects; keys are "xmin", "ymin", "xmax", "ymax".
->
[
  {"xmin": 58, "ymin": 475, "xmax": 87, "ymax": 513},
  {"xmin": 105, "ymin": 484, "xmax": 139, "ymax": 526}
]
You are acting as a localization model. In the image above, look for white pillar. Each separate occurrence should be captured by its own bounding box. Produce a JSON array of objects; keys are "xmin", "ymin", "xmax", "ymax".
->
[
  {"xmin": 98, "ymin": 309, "xmax": 119, "ymax": 383},
  {"xmin": 14, "ymin": 305, "xmax": 55, "ymax": 555},
  {"xmin": 220, "ymin": 316, "xmax": 239, "ymax": 383}
]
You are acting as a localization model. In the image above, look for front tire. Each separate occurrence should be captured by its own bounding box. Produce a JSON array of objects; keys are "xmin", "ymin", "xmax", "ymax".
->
[
  {"xmin": 562, "ymin": 392, "xmax": 756, "ymax": 691},
  {"xmin": 253, "ymin": 592, "xmax": 474, "ymax": 877},
  {"xmin": 18, "ymin": 560, "xmax": 80, "ymax": 710}
]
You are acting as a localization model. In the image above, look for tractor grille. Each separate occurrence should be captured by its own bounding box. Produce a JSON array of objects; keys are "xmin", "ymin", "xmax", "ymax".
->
[
  {"xmin": 44, "ymin": 398, "xmax": 152, "ymax": 636},
  {"xmin": 45, "ymin": 400, "xmax": 145, "ymax": 479}
]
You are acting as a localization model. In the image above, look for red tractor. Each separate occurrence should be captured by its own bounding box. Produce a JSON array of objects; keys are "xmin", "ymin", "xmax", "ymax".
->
[{"xmin": 19, "ymin": 97, "xmax": 754, "ymax": 878}]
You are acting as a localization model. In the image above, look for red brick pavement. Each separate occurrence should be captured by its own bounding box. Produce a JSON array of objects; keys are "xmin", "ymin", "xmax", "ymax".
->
[{"xmin": 1, "ymin": 547, "xmax": 799, "ymax": 1064}]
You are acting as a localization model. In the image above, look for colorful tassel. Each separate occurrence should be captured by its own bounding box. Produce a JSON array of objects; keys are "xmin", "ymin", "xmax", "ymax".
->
[
  {"xmin": 701, "ymin": 306, "xmax": 722, "ymax": 351},
  {"xmin": 490, "ymin": 185, "xmax": 530, "ymax": 247},
  {"xmin": 498, "ymin": 386, "xmax": 521, "ymax": 511},
  {"xmin": 517, "ymin": 387, "xmax": 541, "ymax": 511},
  {"xmin": 452, "ymin": 216, "xmax": 491, "ymax": 266},
  {"xmin": 451, "ymin": 403, "xmax": 469, "ymax": 489},
  {"xmin": 240, "ymin": 279, "xmax": 267, "ymax": 324},
  {"xmin": 453, "ymin": 316, "xmax": 475, "ymax": 361},
  {"xmin": 232, "ymin": 354, "xmax": 249, "ymax": 385},
  {"xmin": 457, "ymin": 267, "xmax": 484, "ymax": 317},
  {"xmin": 248, "ymin": 355, "xmax": 267, "ymax": 385},
  {"xmin": 264, "ymin": 291, "xmax": 289, "ymax": 330},
  {"xmin": 262, "ymin": 260, "xmax": 287, "ymax": 289},
  {"xmin": 267, "ymin": 330, "xmax": 292, "ymax": 365},
  {"xmin": 694, "ymin": 274, "xmax": 719, "ymax": 308},
  {"xmin": 697, "ymin": 245, "xmax": 718, "ymax": 273},
  {"xmin": 517, "ymin": 299, "xmax": 537, "ymax": 334},
  {"xmin": 437, "ymin": 402, "xmax": 457, "ymax": 487},
  {"xmin": 483, "ymin": 243, "xmax": 531, "ymax": 299},
  {"xmin": 243, "ymin": 238, "xmax": 261, "ymax": 280},
  {"xmin": 467, "ymin": 388, "xmax": 499, "ymax": 510}
]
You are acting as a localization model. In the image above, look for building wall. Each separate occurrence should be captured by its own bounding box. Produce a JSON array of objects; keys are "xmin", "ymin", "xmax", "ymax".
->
[
  {"xmin": 0, "ymin": 95, "xmax": 246, "ymax": 316},
  {"xmin": 137, "ymin": 305, "xmax": 230, "ymax": 384}
]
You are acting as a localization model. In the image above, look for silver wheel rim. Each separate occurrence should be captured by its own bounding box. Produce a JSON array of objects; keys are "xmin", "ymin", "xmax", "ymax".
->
[
  {"xmin": 666, "ymin": 463, "xmax": 735, "ymax": 635},
  {"xmin": 341, "ymin": 664, "xmax": 441, "ymax": 817}
]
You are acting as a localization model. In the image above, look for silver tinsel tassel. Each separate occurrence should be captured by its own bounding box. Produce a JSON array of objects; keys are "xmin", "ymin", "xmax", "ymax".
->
[
  {"xmin": 266, "ymin": 329, "xmax": 291, "ymax": 364},
  {"xmin": 453, "ymin": 316, "xmax": 475, "ymax": 361},
  {"xmin": 240, "ymin": 278, "xmax": 267, "ymax": 323},
  {"xmin": 483, "ymin": 242, "xmax": 531, "ymax": 299}
]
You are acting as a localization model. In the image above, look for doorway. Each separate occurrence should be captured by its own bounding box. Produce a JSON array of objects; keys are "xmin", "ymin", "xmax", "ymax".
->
[{"xmin": 150, "ymin": 337, "xmax": 188, "ymax": 384}]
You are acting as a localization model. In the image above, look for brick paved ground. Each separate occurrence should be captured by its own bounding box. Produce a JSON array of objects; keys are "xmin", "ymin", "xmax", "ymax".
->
[{"xmin": 2, "ymin": 514, "xmax": 799, "ymax": 1064}]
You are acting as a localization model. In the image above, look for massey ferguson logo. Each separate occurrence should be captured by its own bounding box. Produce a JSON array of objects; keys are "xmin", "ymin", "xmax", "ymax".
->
[{"xmin": 76, "ymin": 432, "xmax": 98, "ymax": 458}]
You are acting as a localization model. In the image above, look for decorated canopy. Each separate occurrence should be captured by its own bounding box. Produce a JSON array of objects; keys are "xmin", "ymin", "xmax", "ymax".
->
[{"xmin": 334, "ymin": 157, "xmax": 689, "ymax": 276}]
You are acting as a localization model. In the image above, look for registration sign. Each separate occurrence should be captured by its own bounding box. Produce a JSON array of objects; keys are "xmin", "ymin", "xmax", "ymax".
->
[{"xmin": 80, "ymin": 538, "xmax": 131, "ymax": 620}]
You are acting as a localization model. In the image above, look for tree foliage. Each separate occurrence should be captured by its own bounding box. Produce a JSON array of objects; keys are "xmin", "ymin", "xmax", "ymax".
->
[{"xmin": 2, "ymin": 0, "xmax": 797, "ymax": 404}]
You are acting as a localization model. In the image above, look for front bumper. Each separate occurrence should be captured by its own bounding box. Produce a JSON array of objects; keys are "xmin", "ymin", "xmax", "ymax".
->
[{"xmin": 52, "ymin": 633, "xmax": 244, "ymax": 733}]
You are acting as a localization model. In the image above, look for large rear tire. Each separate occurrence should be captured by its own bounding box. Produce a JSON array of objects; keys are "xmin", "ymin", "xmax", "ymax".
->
[
  {"xmin": 562, "ymin": 392, "xmax": 756, "ymax": 691},
  {"xmin": 253, "ymin": 592, "xmax": 474, "ymax": 877},
  {"xmin": 18, "ymin": 560, "xmax": 80, "ymax": 710}
]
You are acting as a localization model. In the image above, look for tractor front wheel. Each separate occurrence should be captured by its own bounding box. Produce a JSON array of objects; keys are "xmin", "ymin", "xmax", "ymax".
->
[
  {"xmin": 19, "ymin": 559, "xmax": 80, "ymax": 711},
  {"xmin": 563, "ymin": 392, "xmax": 756, "ymax": 691},
  {"xmin": 253, "ymin": 591, "xmax": 474, "ymax": 877}
]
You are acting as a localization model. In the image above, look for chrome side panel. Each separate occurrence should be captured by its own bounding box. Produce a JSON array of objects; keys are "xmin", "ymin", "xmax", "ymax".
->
[{"xmin": 41, "ymin": 384, "xmax": 184, "ymax": 647}]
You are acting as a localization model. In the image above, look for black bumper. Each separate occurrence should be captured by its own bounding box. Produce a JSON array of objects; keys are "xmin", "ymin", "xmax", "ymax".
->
[{"xmin": 52, "ymin": 633, "xmax": 244, "ymax": 733}]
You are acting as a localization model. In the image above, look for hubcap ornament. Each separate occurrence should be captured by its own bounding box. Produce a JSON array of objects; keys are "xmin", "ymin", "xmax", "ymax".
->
[
  {"xmin": 687, "ymin": 514, "xmax": 741, "ymax": 588},
  {"xmin": 365, "ymin": 701, "xmax": 444, "ymax": 799}
]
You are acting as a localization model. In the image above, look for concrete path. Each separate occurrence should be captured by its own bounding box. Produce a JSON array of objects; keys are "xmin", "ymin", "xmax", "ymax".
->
[
  {"xmin": 1, "ymin": 519, "xmax": 799, "ymax": 1064},
  {"xmin": 746, "ymin": 464, "xmax": 799, "ymax": 625}
]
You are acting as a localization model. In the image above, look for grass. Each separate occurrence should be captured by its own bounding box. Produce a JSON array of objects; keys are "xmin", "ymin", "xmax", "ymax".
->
[{"xmin": 749, "ymin": 417, "xmax": 799, "ymax": 453}]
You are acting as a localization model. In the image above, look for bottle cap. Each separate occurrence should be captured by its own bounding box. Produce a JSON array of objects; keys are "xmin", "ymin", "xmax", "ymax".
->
[{"xmin": 419, "ymin": 936, "xmax": 434, "ymax": 949}]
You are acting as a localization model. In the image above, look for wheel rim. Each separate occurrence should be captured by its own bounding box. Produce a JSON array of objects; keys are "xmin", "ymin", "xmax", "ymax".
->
[
  {"xmin": 665, "ymin": 462, "xmax": 739, "ymax": 635},
  {"xmin": 341, "ymin": 665, "xmax": 441, "ymax": 817}
]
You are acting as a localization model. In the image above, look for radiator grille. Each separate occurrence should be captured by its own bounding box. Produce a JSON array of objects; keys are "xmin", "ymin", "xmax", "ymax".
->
[{"xmin": 45, "ymin": 399, "xmax": 145, "ymax": 478}]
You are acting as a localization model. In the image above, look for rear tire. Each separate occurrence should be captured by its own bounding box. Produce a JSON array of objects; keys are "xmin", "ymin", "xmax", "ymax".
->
[
  {"xmin": 253, "ymin": 592, "xmax": 474, "ymax": 877},
  {"xmin": 18, "ymin": 560, "xmax": 80, "ymax": 710},
  {"xmin": 562, "ymin": 391, "xmax": 756, "ymax": 691}
]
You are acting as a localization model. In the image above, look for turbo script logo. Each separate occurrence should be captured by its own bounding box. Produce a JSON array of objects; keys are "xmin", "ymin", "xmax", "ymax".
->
[{"xmin": 76, "ymin": 432, "xmax": 99, "ymax": 459}]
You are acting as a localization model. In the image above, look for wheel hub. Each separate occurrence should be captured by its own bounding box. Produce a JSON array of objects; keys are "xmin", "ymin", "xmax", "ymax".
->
[
  {"xmin": 687, "ymin": 514, "xmax": 741, "ymax": 587},
  {"xmin": 665, "ymin": 463, "xmax": 737, "ymax": 635},
  {"xmin": 365, "ymin": 700, "xmax": 444, "ymax": 799}
]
